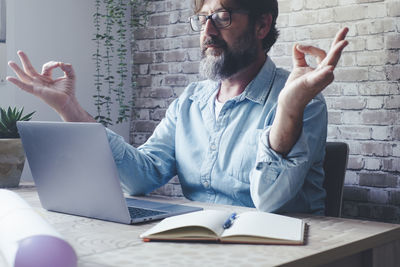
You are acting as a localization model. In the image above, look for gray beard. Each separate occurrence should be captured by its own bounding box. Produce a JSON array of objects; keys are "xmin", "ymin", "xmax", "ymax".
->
[
  {"xmin": 199, "ymin": 53, "xmax": 227, "ymax": 81},
  {"xmin": 199, "ymin": 29, "xmax": 258, "ymax": 81}
]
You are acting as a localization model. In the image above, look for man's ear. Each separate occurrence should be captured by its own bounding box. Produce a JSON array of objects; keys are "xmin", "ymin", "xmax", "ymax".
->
[{"xmin": 256, "ymin": 14, "xmax": 272, "ymax": 40}]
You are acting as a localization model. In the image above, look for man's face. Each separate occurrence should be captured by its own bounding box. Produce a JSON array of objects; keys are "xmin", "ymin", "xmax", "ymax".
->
[{"xmin": 198, "ymin": 0, "xmax": 259, "ymax": 81}]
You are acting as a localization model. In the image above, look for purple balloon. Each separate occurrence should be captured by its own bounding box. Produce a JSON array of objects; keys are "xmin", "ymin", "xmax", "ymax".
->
[{"xmin": 14, "ymin": 235, "xmax": 77, "ymax": 267}]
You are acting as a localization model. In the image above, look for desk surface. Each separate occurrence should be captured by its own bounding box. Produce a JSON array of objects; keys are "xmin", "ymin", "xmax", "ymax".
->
[{"xmin": 2, "ymin": 184, "xmax": 400, "ymax": 267}]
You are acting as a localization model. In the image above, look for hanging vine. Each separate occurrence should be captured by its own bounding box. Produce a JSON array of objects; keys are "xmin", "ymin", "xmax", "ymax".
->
[
  {"xmin": 93, "ymin": 0, "xmax": 105, "ymax": 124},
  {"xmin": 128, "ymin": 0, "xmax": 146, "ymax": 121},
  {"xmin": 102, "ymin": 0, "xmax": 115, "ymax": 126},
  {"xmin": 114, "ymin": 0, "xmax": 129, "ymax": 123},
  {"xmin": 92, "ymin": 0, "xmax": 147, "ymax": 126}
]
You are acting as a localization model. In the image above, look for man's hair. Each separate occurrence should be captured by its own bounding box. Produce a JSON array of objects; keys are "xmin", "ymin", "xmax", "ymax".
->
[{"xmin": 193, "ymin": 0, "xmax": 279, "ymax": 53}]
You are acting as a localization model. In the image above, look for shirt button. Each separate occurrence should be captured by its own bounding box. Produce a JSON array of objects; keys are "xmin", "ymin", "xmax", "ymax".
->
[
  {"xmin": 203, "ymin": 181, "xmax": 209, "ymax": 188},
  {"xmin": 210, "ymin": 144, "xmax": 216, "ymax": 150}
]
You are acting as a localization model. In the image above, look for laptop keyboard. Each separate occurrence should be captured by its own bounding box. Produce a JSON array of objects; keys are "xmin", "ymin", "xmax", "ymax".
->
[{"xmin": 127, "ymin": 206, "xmax": 167, "ymax": 219}]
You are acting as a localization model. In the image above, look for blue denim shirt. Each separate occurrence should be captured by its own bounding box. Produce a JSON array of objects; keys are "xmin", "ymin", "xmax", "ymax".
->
[{"xmin": 106, "ymin": 57, "xmax": 327, "ymax": 214}]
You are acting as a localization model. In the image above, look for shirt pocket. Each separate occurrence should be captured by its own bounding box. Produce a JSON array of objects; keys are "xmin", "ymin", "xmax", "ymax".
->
[
  {"xmin": 227, "ymin": 174, "xmax": 254, "ymax": 207},
  {"xmin": 228, "ymin": 129, "xmax": 263, "ymax": 184}
]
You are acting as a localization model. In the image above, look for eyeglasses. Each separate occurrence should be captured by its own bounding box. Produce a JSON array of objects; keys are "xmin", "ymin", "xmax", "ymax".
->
[{"xmin": 189, "ymin": 10, "xmax": 249, "ymax": 32}]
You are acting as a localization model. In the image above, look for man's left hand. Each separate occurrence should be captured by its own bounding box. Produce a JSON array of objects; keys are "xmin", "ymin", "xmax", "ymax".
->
[
  {"xmin": 269, "ymin": 27, "xmax": 348, "ymax": 155},
  {"xmin": 279, "ymin": 27, "xmax": 349, "ymax": 112}
]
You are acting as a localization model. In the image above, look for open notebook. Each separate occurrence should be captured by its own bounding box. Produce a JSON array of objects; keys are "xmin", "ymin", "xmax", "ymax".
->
[{"xmin": 141, "ymin": 210, "xmax": 306, "ymax": 245}]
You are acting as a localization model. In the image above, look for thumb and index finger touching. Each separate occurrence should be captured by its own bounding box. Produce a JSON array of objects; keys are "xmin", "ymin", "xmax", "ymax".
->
[
  {"xmin": 288, "ymin": 27, "xmax": 349, "ymax": 96},
  {"xmin": 292, "ymin": 27, "xmax": 349, "ymax": 69},
  {"xmin": 41, "ymin": 61, "xmax": 75, "ymax": 80},
  {"xmin": 7, "ymin": 50, "xmax": 75, "ymax": 84},
  {"xmin": 293, "ymin": 44, "xmax": 327, "ymax": 68}
]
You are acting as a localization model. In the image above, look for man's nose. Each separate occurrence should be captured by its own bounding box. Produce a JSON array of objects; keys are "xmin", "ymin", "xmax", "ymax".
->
[{"xmin": 203, "ymin": 19, "xmax": 218, "ymax": 37}]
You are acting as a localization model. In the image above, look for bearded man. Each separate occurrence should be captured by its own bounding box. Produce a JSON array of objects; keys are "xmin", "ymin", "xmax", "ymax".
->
[{"xmin": 7, "ymin": 0, "xmax": 348, "ymax": 214}]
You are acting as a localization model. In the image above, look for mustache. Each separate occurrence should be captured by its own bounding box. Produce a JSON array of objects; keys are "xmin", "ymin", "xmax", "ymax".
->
[{"xmin": 202, "ymin": 36, "xmax": 227, "ymax": 49}]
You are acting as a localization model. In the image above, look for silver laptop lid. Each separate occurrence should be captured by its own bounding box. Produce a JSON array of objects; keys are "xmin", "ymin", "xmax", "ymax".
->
[{"xmin": 17, "ymin": 121, "xmax": 131, "ymax": 224}]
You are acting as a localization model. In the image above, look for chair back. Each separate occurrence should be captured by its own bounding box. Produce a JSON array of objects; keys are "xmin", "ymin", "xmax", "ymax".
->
[{"xmin": 323, "ymin": 142, "xmax": 349, "ymax": 217}]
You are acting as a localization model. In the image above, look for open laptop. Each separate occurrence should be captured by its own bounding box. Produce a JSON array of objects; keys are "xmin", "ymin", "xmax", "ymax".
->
[{"xmin": 17, "ymin": 121, "xmax": 202, "ymax": 224}]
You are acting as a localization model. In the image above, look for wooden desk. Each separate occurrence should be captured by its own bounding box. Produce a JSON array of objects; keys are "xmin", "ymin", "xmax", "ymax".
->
[{"xmin": 2, "ymin": 184, "xmax": 400, "ymax": 267}]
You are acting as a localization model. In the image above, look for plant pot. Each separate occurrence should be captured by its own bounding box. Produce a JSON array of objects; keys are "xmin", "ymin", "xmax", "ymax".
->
[{"xmin": 0, "ymin": 138, "xmax": 25, "ymax": 188}]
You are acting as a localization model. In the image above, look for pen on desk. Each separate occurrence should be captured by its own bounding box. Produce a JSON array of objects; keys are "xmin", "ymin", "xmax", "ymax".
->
[{"xmin": 223, "ymin": 212, "xmax": 237, "ymax": 229}]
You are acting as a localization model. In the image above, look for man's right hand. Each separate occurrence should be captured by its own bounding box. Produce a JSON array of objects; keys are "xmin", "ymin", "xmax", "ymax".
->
[{"xmin": 7, "ymin": 51, "xmax": 95, "ymax": 122}]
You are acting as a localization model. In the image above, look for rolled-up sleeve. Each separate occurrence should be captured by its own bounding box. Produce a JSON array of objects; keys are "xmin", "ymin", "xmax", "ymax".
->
[
  {"xmin": 250, "ymin": 96, "xmax": 327, "ymax": 213},
  {"xmin": 105, "ymin": 98, "xmax": 180, "ymax": 196}
]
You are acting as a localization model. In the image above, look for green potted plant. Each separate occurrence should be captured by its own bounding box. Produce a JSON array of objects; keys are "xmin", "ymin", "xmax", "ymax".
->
[{"xmin": 0, "ymin": 107, "xmax": 35, "ymax": 187}]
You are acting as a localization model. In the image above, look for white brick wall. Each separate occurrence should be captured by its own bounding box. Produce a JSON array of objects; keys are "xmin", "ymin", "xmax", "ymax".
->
[{"xmin": 131, "ymin": 0, "xmax": 400, "ymax": 222}]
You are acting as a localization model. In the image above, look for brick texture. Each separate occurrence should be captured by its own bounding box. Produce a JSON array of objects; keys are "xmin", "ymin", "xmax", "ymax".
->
[{"xmin": 131, "ymin": 0, "xmax": 400, "ymax": 222}]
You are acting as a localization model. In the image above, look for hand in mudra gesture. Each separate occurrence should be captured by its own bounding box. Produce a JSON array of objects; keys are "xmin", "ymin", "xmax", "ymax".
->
[
  {"xmin": 7, "ymin": 51, "xmax": 94, "ymax": 122},
  {"xmin": 279, "ymin": 27, "xmax": 349, "ymax": 111},
  {"xmin": 269, "ymin": 27, "xmax": 349, "ymax": 154},
  {"xmin": 7, "ymin": 51, "xmax": 77, "ymax": 116}
]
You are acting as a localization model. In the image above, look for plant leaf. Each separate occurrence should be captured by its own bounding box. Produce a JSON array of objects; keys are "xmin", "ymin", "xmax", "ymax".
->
[{"xmin": 20, "ymin": 111, "xmax": 36, "ymax": 121}]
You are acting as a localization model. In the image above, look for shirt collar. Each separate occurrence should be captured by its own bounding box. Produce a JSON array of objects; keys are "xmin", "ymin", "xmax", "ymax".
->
[
  {"xmin": 189, "ymin": 80, "xmax": 220, "ymax": 107},
  {"xmin": 240, "ymin": 56, "xmax": 277, "ymax": 105}
]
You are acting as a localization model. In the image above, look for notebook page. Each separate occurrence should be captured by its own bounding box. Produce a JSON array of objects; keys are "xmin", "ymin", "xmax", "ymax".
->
[
  {"xmin": 221, "ymin": 211, "xmax": 303, "ymax": 241},
  {"xmin": 140, "ymin": 210, "xmax": 231, "ymax": 238}
]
